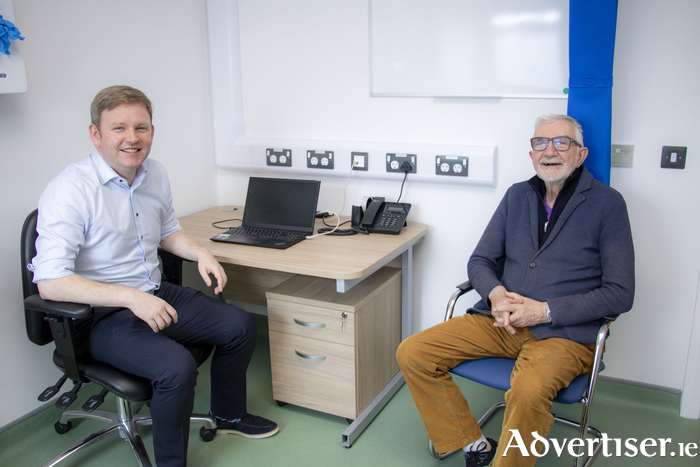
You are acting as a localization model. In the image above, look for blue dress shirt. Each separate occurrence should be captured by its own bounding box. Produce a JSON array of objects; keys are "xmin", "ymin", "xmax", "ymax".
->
[{"xmin": 30, "ymin": 151, "xmax": 182, "ymax": 293}]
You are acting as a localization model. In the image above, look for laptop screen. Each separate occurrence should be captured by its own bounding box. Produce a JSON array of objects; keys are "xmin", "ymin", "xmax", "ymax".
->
[{"xmin": 242, "ymin": 177, "xmax": 321, "ymax": 233}]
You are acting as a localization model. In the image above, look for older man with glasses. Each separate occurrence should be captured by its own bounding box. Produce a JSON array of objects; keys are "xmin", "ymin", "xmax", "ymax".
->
[{"xmin": 397, "ymin": 114, "xmax": 635, "ymax": 467}]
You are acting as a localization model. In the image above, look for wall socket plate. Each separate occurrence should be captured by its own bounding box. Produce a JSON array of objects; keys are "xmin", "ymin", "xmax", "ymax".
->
[
  {"xmin": 386, "ymin": 153, "xmax": 417, "ymax": 173},
  {"xmin": 351, "ymin": 152, "xmax": 368, "ymax": 170},
  {"xmin": 661, "ymin": 146, "xmax": 687, "ymax": 169},
  {"xmin": 266, "ymin": 148, "xmax": 292, "ymax": 167},
  {"xmin": 611, "ymin": 144, "xmax": 634, "ymax": 167},
  {"xmin": 436, "ymin": 155, "xmax": 469, "ymax": 176},
  {"xmin": 307, "ymin": 150, "xmax": 334, "ymax": 169}
]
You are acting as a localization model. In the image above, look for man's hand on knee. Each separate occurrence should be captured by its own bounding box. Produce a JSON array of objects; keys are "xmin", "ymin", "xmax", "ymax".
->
[{"xmin": 128, "ymin": 292, "xmax": 179, "ymax": 333}]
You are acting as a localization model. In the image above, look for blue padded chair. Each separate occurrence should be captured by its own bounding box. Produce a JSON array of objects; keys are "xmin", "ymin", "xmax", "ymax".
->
[{"xmin": 427, "ymin": 280, "xmax": 615, "ymax": 467}]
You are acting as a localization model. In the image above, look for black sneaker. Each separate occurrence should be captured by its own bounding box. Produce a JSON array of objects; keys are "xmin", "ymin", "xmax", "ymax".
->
[
  {"xmin": 465, "ymin": 438, "xmax": 497, "ymax": 467},
  {"xmin": 213, "ymin": 413, "xmax": 279, "ymax": 439}
]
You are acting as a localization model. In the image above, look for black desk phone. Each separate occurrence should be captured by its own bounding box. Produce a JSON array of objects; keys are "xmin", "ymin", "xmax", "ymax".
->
[{"xmin": 358, "ymin": 197, "xmax": 411, "ymax": 234}]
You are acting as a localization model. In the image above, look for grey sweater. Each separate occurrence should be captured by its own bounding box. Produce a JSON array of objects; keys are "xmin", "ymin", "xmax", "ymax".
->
[{"xmin": 468, "ymin": 167, "xmax": 635, "ymax": 344}]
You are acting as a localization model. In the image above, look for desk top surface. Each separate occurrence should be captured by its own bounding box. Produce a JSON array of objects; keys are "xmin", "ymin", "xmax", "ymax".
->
[{"xmin": 178, "ymin": 206, "xmax": 428, "ymax": 280}]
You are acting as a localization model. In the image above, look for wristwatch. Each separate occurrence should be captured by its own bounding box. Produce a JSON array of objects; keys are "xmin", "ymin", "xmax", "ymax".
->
[{"xmin": 545, "ymin": 304, "xmax": 552, "ymax": 323}]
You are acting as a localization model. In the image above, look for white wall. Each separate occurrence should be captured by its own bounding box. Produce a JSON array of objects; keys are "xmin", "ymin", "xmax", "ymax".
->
[
  {"xmin": 0, "ymin": 0, "xmax": 218, "ymax": 428},
  {"xmin": 2, "ymin": 0, "xmax": 698, "ymax": 430},
  {"xmin": 218, "ymin": 0, "xmax": 700, "ymax": 399},
  {"xmin": 607, "ymin": 0, "xmax": 700, "ymax": 397}
]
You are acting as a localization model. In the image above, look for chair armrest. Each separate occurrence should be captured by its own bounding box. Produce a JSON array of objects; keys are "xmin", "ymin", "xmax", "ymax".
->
[
  {"xmin": 456, "ymin": 280, "xmax": 473, "ymax": 293},
  {"xmin": 582, "ymin": 315, "xmax": 619, "ymax": 406},
  {"xmin": 24, "ymin": 294, "xmax": 92, "ymax": 382},
  {"xmin": 24, "ymin": 294, "xmax": 92, "ymax": 319},
  {"xmin": 445, "ymin": 280, "xmax": 474, "ymax": 322},
  {"xmin": 158, "ymin": 248, "xmax": 192, "ymax": 286},
  {"xmin": 596, "ymin": 316, "xmax": 618, "ymax": 346}
]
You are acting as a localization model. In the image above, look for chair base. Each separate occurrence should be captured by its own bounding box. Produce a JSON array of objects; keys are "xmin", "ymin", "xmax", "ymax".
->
[
  {"xmin": 44, "ymin": 397, "xmax": 217, "ymax": 467},
  {"xmin": 427, "ymin": 402, "xmax": 603, "ymax": 467}
]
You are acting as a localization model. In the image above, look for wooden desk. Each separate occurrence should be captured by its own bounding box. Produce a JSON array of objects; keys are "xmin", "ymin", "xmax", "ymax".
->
[{"xmin": 178, "ymin": 206, "xmax": 428, "ymax": 446}]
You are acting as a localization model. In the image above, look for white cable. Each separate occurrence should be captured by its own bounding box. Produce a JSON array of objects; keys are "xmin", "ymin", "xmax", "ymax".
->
[
  {"xmin": 306, "ymin": 211, "xmax": 340, "ymax": 239},
  {"xmin": 307, "ymin": 161, "xmax": 360, "ymax": 240},
  {"xmin": 336, "ymin": 160, "xmax": 357, "ymax": 215}
]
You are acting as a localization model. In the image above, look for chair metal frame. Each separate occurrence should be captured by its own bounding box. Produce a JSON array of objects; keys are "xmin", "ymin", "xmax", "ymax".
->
[
  {"xmin": 42, "ymin": 398, "xmax": 217, "ymax": 467},
  {"xmin": 427, "ymin": 280, "xmax": 615, "ymax": 467}
]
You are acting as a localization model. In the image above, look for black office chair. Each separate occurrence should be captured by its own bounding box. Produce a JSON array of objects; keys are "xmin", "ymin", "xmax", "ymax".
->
[
  {"xmin": 21, "ymin": 209, "xmax": 218, "ymax": 467},
  {"xmin": 427, "ymin": 280, "xmax": 616, "ymax": 467}
]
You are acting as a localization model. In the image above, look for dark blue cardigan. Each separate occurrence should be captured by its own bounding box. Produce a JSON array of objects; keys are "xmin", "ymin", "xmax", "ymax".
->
[{"xmin": 468, "ymin": 167, "xmax": 635, "ymax": 345}]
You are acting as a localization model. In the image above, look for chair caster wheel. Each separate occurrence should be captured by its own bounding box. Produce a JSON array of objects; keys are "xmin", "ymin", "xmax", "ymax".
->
[
  {"xmin": 55, "ymin": 420, "xmax": 72, "ymax": 434},
  {"xmin": 275, "ymin": 400, "xmax": 287, "ymax": 407},
  {"xmin": 200, "ymin": 426, "xmax": 217, "ymax": 442}
]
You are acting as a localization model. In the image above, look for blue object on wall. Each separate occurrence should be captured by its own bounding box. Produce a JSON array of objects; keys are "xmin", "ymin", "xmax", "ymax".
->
[
  {"xmin": 567, "ymin": 0, "xmax": 618, "ymax": 185},
  {"xmin": 0, "ymin": 14, "xmax": 24, "ymax": 55}
]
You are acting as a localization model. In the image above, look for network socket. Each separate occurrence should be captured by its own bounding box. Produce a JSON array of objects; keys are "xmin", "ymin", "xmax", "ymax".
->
[{"xmin": 351, "ymin": 152, "xmax": 368, "ymax": 170}]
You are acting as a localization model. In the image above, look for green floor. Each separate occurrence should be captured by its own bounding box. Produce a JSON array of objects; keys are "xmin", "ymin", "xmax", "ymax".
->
[{"xmin": 2, "ymin": 315, "xmax": 699, "ymax": 466}]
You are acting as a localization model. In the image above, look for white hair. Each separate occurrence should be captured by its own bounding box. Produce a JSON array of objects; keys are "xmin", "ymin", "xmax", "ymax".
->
[{"xmin": 534, "ymin": 114, "xmax": 584, "ymax": 146}]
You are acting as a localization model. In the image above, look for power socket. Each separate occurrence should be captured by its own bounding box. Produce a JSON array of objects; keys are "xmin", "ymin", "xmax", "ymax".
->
[
  {"xmin": 351, "ymin": 152, "xmax": 368, "ymax": 171},
  {"xmin": 435, "ymin": 155, "xmax": 469, "ymax": 176},
  {"xmin": 386, "ymin": 153, "xmax": 417, "ymax": 173},
  {"xmin": 266, "ymin": 148, "xmax": 292, "ymax": 167},
  {"xmin": 307, "ymin": 150, "xmax": 334, "ymax": 169}
]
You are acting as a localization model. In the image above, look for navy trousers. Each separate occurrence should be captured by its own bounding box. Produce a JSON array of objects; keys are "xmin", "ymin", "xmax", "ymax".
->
[{"xmin": 89, "ymin": 282, "xmax": 257, "ymax": 467}]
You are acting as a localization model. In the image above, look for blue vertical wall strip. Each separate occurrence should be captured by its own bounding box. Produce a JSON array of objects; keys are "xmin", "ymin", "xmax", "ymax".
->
[{"xmin": 567, "ymin": 0, "xmax": 618, "ymax": 185}]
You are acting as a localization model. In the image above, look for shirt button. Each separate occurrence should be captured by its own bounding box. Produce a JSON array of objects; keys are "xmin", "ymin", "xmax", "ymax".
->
[{"xmin": 529, "ymin": 262, "xmax": 536, "ymax": 268}]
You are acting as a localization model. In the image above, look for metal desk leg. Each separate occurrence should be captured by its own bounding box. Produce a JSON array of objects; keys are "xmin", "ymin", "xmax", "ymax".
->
[
  {"xmin": 342, "ymin": 371, "xmax": 405, "ymax": 448},
  {"xmin": 401, "ymin": 246, "xmax": 413, "ymax": 341},
  {"xmin": 340, "ymin": 246, "xmax": 414, "ymax": 447}
]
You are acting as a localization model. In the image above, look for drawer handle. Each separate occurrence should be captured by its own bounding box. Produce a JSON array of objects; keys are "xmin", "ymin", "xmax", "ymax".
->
[
  {"xmin": 295, "ymin": 350, "xmax": 326, "ymax": 361},
  {"xmin": 294, "ymin": 318, "xmax": 326, "ymax": 328}
]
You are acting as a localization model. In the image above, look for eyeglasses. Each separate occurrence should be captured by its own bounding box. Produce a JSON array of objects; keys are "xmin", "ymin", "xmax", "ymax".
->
[{"xmin": 530, "ymin": 136, "xmax": 582, "ymax": 151}]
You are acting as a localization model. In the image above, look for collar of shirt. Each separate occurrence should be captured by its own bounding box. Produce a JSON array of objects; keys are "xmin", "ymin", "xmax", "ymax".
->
[{"xmin": 89, "ymin": 151, "xmax": 148, "ymax": 189}]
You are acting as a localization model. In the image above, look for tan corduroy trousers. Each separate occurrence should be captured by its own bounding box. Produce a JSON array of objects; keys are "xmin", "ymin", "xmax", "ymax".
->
[{"xmin": 396, "ymin": 313, "xmax": 595, "ymax": 467}]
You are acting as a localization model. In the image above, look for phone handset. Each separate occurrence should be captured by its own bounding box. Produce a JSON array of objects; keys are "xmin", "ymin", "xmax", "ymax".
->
[
  {"xmin": 356, "ymin": 197, "xmax": 411, "ymax": 234},
  {"xmin": 361, "ymin": 197, "xmax": 385, "ymax": 228}
]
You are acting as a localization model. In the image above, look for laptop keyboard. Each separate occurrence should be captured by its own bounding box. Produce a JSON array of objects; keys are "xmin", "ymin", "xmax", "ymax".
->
[{"xmin": 226, "ymin": 226, "xmax": 307, "ymax": 242}]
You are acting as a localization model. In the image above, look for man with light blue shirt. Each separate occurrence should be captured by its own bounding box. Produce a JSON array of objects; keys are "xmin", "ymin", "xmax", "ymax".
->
[{"xmin": 30, "ymin": 85, "xmax": 278, "ymax": 467}]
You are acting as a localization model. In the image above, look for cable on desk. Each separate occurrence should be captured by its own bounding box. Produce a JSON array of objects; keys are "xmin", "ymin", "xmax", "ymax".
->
[
  {"xmin": 212, "ymin": 218, "xmax": 242, "ymax": 229},
  {"xmin": 307, "ymin": 212, "xmax": 343, "ymax": 239},
  {"xmin": 316, "ymin": 214, "xmax": 358, "ymax": 236}
]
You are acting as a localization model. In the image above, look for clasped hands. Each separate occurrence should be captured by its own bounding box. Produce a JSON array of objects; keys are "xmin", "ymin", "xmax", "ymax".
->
[{"xmin": 489, "ymin": 285, "xmax": 549, "ymax": 334}]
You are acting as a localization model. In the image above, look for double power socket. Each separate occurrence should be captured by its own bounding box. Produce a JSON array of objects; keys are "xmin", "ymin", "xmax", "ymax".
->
[{"xmin": 267, "ymin": 148, "xmax": 469, "ymax": 177}]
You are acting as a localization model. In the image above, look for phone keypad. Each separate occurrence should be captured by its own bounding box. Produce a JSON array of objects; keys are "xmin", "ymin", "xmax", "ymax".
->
[{"xmin": 377, "ymin": 213, "xmax": 402, "ymax": 229}]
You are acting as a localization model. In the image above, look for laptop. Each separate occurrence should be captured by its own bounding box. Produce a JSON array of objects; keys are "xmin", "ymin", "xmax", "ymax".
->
[{"xmin": 210, "ymin": 177, "xmax": 321, "ymax": 249}]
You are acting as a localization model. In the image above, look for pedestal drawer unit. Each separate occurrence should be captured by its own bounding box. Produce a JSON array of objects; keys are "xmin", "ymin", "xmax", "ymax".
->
[{"xmin": 266, "ymin": 266, "xmax": 402, "ymax": 420}]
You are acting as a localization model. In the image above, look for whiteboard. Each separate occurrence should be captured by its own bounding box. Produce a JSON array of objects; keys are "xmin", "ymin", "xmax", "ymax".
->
[{"xmin": 369, "ymin": 0, "xmax": 569, "ymax": 99}]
